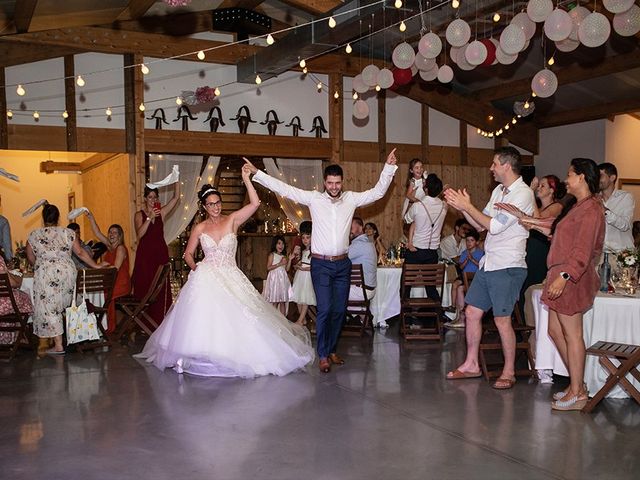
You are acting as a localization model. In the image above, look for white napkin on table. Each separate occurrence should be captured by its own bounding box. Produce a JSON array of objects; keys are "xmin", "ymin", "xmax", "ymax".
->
[{"xmin": 146, "ymin": 164, "xmax": 179, "ymax": 189}]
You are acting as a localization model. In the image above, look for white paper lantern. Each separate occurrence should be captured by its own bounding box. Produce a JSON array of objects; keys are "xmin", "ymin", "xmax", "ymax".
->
[
  {"xmin": 527, "ymin": 0, "xmax": 554, "ymax": 23},
  {"xmin": 449, "ymin": 46, "xmax": 462, "ymax": 64},
  {"xmin": 465, "ymin": 40, "xmax": 488, "ymax": 65},
  {"xmin": 411, "ymin": 64, "xmax": 419, "ymax": 76},
  {"xmin": 512, "ymin": 12, "xmax": 537, "ymax": 40},
  {"xmin": 489, "ymin": 38, "xmax": 500, "ymax": 65},
  {"xmin": 456, "ymin": 46, "xmax": 475, "ymax": 71},
  {"xmin": 613, "ymin": 5, "xmax": 640, "ymax": 36},
  {"xmin": 603, "ymin": 0, "xmax": 635, "ymax": 14},
  {"xmin": 419, "ymin": 64, "xmax": 439, "ymax": 81},
  {"xmin": 555, "ymin": 37, "xmax": 580, "ymax": 52},
  {"xmin": 437, "ymin": 65, "xmax": 454, "ymax": 83},
  {"xmin": 446, "ymin": 19, "xmax": 471, "ymax": 47},
  {"xmin": 544, "ymin": 9, "xmax": 573, "ymax": 41},
  {"xmin": 569, "ymin": 6, "xmax": 590, "ymax": 41},
  {"xmin": 500, "ymin": 24, "xmax": 526, "ymax": 54},
  {"xmin": 392, "ymin": 42, "xmax": 416, "ymax": 70},
  {"xmin": 418, "ymin": 32, "xmax": 443, "ymax": 59},
  {"xmin": 362, "ymin": 64, "xmax": 380, "ymax": 87},
  {"xmin": 414, "ymin": 52, "xmax": 436, "ymax": 71},
  {"xmin": 377, "ymin": 68, "xmax": 394, "ymax": 89},
  {"xmin": 495, "ymin": 46, "xmax": 518, "ymax": 65},
  {"xmin": 531, "ymin": 69, "xmax": 558, "ymax": 98},
  {"xmin": 352, "ymin": 99, "xmax": 370, "ymax": 120},
  {"xmin": 353, "ymin": 74, "xmax": 369, "ymax": 93},
  {"xmin": 521, "ymin": 39, "xmax": 531, "ymax": 52},
  {"xmin": 578, "ymin": 12, "xmax": 611, "ymax": 47}
]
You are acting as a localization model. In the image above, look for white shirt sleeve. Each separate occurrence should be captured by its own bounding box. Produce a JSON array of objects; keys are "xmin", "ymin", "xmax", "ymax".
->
[
  {"xmin": 253, "ymin": 170, "xmax": 315, "ymax": 206},
  {"xmin": 488, "ymin": 188, "xmax": 534, "ymax": 235},
  {"xmin": 606, "ymin": 192, "xmax": 635, "ymax": 232},
  {"xmin": 404, "ymin": 202, "xmax": 417, "ymax": 224},
  {"xmin": 351, "ymin": 163, "xmax": 398, "ymax": 207}
]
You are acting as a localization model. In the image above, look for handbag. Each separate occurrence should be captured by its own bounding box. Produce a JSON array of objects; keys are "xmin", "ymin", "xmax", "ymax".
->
[{"xmin": 65, "ymin": 270, "xmax": 101, "ymax": 345}]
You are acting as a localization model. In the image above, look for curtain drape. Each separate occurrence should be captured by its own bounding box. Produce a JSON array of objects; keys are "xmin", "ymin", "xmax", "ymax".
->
[
  {"xmin": 149, "ymin": 154, "xmax": 220, "ymax": 244},
  {"xmin": 263, "ymin": 158, "xmax": 323, "ymax": 229}
]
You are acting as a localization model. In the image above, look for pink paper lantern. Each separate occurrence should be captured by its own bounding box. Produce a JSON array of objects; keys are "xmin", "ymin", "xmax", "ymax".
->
[
  {"xmin": 500, "ymin": 24, "xmax": 526, "ymax": 54},
  {"xmin": 480, "ymin": 39, "xmax": 497, "ymax": 66},
  {"xmin": 569, "ymin": 6, "xmax": 590, "ymax": 41},
  {"xmin": 414, "ymin": 52, "xmax": 436, "ymax": 71},
  {"xmin": 362, "ymin": 64, "xmax": 380, "ymax": 87},
  {"xmin": 613, "ymin": 5, "xmax": 640, "ymax": 36},
  {"xmin": 531, "ymin": 68, "xmax": 558, "ymax": 98},
  {"xmin": 392, "ymin": 42, "xmax": 416, "ymax": 70},
  {"xmin": 603, "ymin": 0, "xmax": 635, "ymax": 14},
  {"xmin": 419, "ymin": 64, "xmax": 439, "ymax": 81},
  {"xmin": 544, "ymin": 8, "xmax": 573, "ymax": 41},
  {"xmin": 555, "ymin": 37, "xmax": 580, "ymax": 52},
  {"xmin": 437, "ymin": 65, "xmax": 454, "ymax": 83},
  {"xmin": 465, "ymin": 40, "xmax": 487, "ymax": 66},
  {"xmin": 353, "ymin": 74, "xmax": 369, "ymax": 94},
  {"xmin": 496, "ymin": 46, "xmax": 518, "ymax": 65},
  {"xmin": 446, "ymin": 19, "xmax": 471, "ymax": 47},
  {"xmin": 377, "ymin": 68, "xmax": 395, "ymax": 89},
  {"xmin": 418, "ymin": 32, "xmax": 443, "ymax": 59},
  {"xmin": 352, "ymin": 100, "xmax": 370, "ymax": 120},
  {"xmin": 512, "ymin": 12, "xmax": 537, "ymax": 40},
  {"xmin": 527, "ymin": 0, "xmax": 554, "ymax": 23}
]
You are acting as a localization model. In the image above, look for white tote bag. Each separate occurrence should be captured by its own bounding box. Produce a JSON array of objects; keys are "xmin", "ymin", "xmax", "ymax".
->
[{"xmin": 65, "ymin": 270, "xmax": 101, "ymax": 344}]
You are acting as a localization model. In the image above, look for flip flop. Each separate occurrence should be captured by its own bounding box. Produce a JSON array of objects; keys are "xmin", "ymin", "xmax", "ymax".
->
[
  {"xmin": 492, "ymin": 377, "xmax": 516, "ymax": 390},
  {"xmin": 446, "ymin": 369, "xmax": 482, "ymax": 380}
]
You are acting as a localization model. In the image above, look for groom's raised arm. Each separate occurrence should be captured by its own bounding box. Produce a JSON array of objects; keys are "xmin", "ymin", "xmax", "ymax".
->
[
  {"xmin": 352, "ymin": 149, "xmax": 398, "ymax": 207},
  {"xmin": 244, "ymin": 158, "xmax": 314, "ymax": 206}
]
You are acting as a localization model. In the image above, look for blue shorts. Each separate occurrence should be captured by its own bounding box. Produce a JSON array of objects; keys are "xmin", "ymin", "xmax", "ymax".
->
[{"xmin": 465, "ymin": 267, "xmax": 527, "ymax": 317}]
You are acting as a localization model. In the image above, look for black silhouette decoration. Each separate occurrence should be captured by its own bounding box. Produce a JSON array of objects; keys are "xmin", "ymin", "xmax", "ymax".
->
[
  {"xmin": 203, "ymin": 106, "xmax": 225, "ymax": 132},
  {"xmin": 260, "ymin": 110, "xmax": 284, "ymax": 136},
  {"xmin": 285, "ymin": 116, "xmax": 304, "ymax": 137},
  {"xmin": 147, "ymin": 108, "xmax": 169, "ymax": 130},
  {"xmin": 173, "ymin": 105, "xmax": 198, "ymax": 131},
  {"xmin": 310, "ymin": 116, "xmax": 327, "ymax": 138},
  {"xmin": 230, "ymin": 105, "xmax": 256, "ymax": 134}
]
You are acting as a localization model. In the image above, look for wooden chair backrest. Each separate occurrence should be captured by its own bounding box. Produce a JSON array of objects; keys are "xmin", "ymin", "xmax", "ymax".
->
[
  {"xmin": 77, "ymin": 268, "xmax": 118, "ymax": 308},
  {"xmin": 0, "ymin": 274, "xmax": 21, "ymax": 316},
  {"xmin": 350, "ymin": 264, "xmax": 368, "ymax": 301},
  {"xmin": 400, "ymin": 263, "xmax": 445, "ymax": 298},
  {"xmin": 142, "ymin": 263, "xmax": 171, "ymax": 305},
  {"xmin": 463, "ymin": 271, "xmax": 475, "ymax": 292}
]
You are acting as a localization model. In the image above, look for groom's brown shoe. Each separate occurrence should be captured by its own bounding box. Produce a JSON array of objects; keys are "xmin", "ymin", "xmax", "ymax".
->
[
  {"xmin": 319, "ymin": 358, "xmax": 331, "ymax": 373},
  {"xmin": 329, "ymin": 353, "xmax": 345, "ymax": 365}
]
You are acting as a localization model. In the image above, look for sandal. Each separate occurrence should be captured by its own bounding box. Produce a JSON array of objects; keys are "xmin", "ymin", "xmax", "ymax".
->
[
  {"xmin": 553, "ymin": 382, "xmax": 588, "ymax": 401},
  {"xmin": 446, "ymin": 369, "xmax": 482, "ymax": 380},
  {"xmin": 492, "ymin": 377, "xmax": 516, "ymax": 389},
  {"xmin": 551, "ymin": 394, "xmax": 588, "ymax": 411}
]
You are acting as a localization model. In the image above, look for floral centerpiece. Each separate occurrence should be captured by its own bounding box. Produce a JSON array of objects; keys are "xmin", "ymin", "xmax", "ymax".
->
[
  {"xmin": 615, "ymin": 248, "xmax": 639, "ymax": 294},
  {"xmin": 617, "ymin": 248, "xmax": 639, "ymax": 268}
]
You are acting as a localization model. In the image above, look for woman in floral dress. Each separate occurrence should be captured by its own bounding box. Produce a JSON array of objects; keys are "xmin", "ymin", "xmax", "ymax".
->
[{"xmin": 26, "ymin": 204, "xmax": 102, "ymax": 354}]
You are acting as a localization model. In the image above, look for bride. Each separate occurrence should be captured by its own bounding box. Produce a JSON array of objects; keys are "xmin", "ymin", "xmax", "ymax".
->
[{"xmin": 135, "ymin": 165, "xmax": 314, "ymax": 378}]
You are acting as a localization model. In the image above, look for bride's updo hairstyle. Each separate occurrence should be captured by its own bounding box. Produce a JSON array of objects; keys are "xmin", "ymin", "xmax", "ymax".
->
[{"xmin": 198, "ymin": 184, "xmax": 222, "ymax": 211}]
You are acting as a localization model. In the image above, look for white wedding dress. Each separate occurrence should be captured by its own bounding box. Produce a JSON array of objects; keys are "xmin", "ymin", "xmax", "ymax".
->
[{"xmin": 135, "ymin": 232, "xmax": 315, "ymax": 378}]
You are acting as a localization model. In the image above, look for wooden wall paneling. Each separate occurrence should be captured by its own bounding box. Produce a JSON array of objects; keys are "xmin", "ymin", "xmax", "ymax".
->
[
  {"xmin": 63, "ymin": 55, "xmax": 77, "ymax": 151},
  {"xmin": 329, "ymin": 73, "xmax": 343, "ymax": 163},
  {"xmin": 460, "ymin": 120, "xmax": 468, "ymax": 166},
  {"xmin": 0, "ymin": 68, "xmax": 7, "ymax": 149}
]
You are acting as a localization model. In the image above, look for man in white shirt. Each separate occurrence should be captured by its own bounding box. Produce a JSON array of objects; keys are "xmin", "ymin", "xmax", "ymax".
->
[
  {"xmin": 598, "ymin": 162, "xmax": 635, "ymax": 253},
  {"xmin": 440, "ymin": 218, "xmax": 470, "ymax": 261},
  {"xmin": 244, "ymin": 151, "xmax": 398, "ymax": 373},
  {"xmin": 404, "ymin": 173, "xmax": 447, "ymax": 302},
  {"xmin": 348, "ymin": 217, "xmax": 377, "ymax": 302},
  {"xmin": 443, "ymin": 147, "xmax": 535, "ymax": 389}
]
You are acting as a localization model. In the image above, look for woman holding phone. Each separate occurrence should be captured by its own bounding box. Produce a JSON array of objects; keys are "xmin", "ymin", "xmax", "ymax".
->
[{"xmin": 132, "ymin": 183, "xmax": 179, "ymax": 327}]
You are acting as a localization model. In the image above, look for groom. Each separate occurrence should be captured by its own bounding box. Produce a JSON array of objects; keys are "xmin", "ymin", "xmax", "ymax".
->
[{"xmin": 244, "ymin": 151, "xmax": 398, "ymax": 373}]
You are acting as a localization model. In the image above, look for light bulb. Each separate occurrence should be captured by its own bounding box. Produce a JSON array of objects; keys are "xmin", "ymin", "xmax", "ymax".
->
[
  {"xmin": 353, "ymin": 92, "xmax": 358, "ymax": 100},
  {"xmin": 176, "ymin": 97, "xmax": 183, "ymax": 105},
  {"xmin": 266, "ymin": 34, "xmax": 274, "ymax": 45},
  {"xmin": 106, "ymin": 107, "xmax": 112, "ymax": 116},
  {"xmin": 16, "ymin": 84, "xmax": 25, "ymax": 96},
  {"xmin": 255, "ymin": 74, "xmax": 262, "ymax": 85},
  {"xmin": 62, "ymin": 110, "xmax": 68, "ymax": 119},
  {"xmin": 452, "ymin": 0, "xmax": 460, "ymax": 8},
  {"xmin": 395, "ymin": 0, "xmax": 403, "ymax": 7},
  {"xmin": 141, "ymin": 64, "xmax": 149, "ymax": 75},
  {"xmin": 488, "ymin": 115, "xmax": 494, "ymax": 121},
  {"xmin": 493, "ymin": 12, "xmax": 500, "ymax": 22},
  {"xmin": 214, "ymin": 87, "xmax": 220, "ymax": 96},
  {"xmin": 333, "ymin": 91, "xmax": 339, "ymax": 99},
  {"xmin": 7, "ymin": 110, "xmax": 13, "ymax": 119},
  {"xmin": 548, "ymin": 57, "xmax": 555, "ymax": 66},
  {"xmin": 76, "ymin": 75, "xmax": 85, "ymax": 87},
  {"xmin": 299, "ymin": 59, "xmax": 306, "ymax": 68},
  {"xmin": 33, "ymin": 111, "xmax": 39, "ymax": 119},
  {"xmin": 505, "ymin": 124, "xmax": 510, "ymax": 130},
  {"xmin": 302, "ymin": 67, "xmax": 308, "ymax": 74},
  {"xmin": 477, "ymin": 128, "xmax": 481, "ymax": 134},
  {"xmin": 197, "ymin": 50, "xmax": 205, "ymax": 60},
  {"xmin": 399, "ymin": 20, "xmax": 406, "ymax": 32},
  {"xmin": 488, "ymin": 132, "xmax": 494, "ymax": 137},
  {"xmin": 512, "ymin": 118, "xmax": 517, "ymax": 124},
  {"xmin": 532, "ymin": 92, "xmax": 537, "ymax": 97},
  {"xmin": 139, "ymin": 103, "xmax": 145, "ymax": 112},
  {"xmin": 524, "ymin": 101, "xmax": 530, "ymax": 109},
  {"xmin": 317, "ymin": 82, "xmax": 323, "ymax": 90},
  {"xmin": 328, "ymin": 16, "xmax": 336, "ymax": 28},
  {"xmin": 375, "ymin": 85, "xmax": 381, "ymax": 91},
  {"xmin": 345, "ymin": 43, "xmax": 352, "ymax": 54}
]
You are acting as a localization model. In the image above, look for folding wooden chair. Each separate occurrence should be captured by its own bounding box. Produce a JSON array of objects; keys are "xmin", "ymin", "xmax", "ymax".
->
[
  {"xmin": 74, "ymin": 267, "xmax": 118, "ymax": 353},
  {"xmin": 400, "ymin": 263, "xmax": 445, "ymax": 341},
  {"xmin": 582, "ymin": 341, "xmax": 640, "ymax": 413},
  {"xmin": 0, "ymin": 274, "xmax": 31, "ymax": 361},
  {"xmin": 342, "ymin": 264, "xmax": 375, "ymax": 337},
  {"xmin": 113, "ymin": 263, "xmax": 171, "ymax": 341}
]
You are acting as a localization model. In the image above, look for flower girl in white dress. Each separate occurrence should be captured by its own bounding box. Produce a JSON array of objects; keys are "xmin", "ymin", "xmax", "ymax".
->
[
  {"xmin": 402, "ymin": 158, "xmax": 428, "ymax": 217},
  {"xmin": 263, "ymin": 235, "xmax": 294, "ymax": 314},
  {"xmin": 290, "ymin": 231, "xmax": 316, "ymax": 326}
]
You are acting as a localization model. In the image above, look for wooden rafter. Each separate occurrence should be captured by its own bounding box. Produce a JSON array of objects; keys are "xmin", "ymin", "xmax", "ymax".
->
[
  {"xmin": 218, "ymin": 1, "xmax": 268, "ymax": 8},
  {"xmin": 279, "ymin": 0, "xmax": 344, "ymax": 15},
  {"xmin": 117, "ymin": 0, "xmax": 159, "ymax": 21},
  {"xmin": 13, "ymin": 0, "xmax": 39, "ymax": 33},
  {"xmin": 537, "ymin": 97, "xmax": 640, "ymax": 128},
  {"xmin": 0, "ymin": 41, "xmax": 80, "ymax": 67}
]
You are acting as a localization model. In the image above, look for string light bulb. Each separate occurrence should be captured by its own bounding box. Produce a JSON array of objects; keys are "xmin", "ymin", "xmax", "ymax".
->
[
  {"xmin": 505, "ymin": 124, "xmax": 510, "ymax": 130},
  {"xmin": 317, "ymin": 82, "xmax": 323, "ymax": 91},
  {"xmin": 16, "ymin": 84, "xmax": 25, "ymax": 96},
  {"xmin": 353, "ymin": 92, "xmax": 358, "ymax": 100},
  {"xmin": 395, "ymin": 0, "xmax": 403, "ymax": 7},
  {"xmin": 345, "ymin": 43, "xmax": 352, "ymax": 54},
  {"xmin": 33, "ymin": 111, "xmax": 40, "ymax": 119},
  {"xmin": 106, "ymin": 107, "xmax": 112, "ymax": 116},
  {"xmin": 477, "ymin": 128, "xmax": 481, "ymax": 134},
  {"xmin": 399, "ymin": 20, "xmax": 407, "ymax": 32},
  {"xmin": 7, "ymin": 110, "xmax": 13, "ymax": 119},
  {"xmin": 334, "ymin": 91, "xmax": 339, "ymax": 99},
  {"xmin": 266, "ymin": 34, "xmax": 274, "ymax": 45},
  {"xmin": 255, "ymin": 74, "xmax": 262, "ymax": 85},
  {"xmin": 141, "ymin": 64, "xmax": 149, "ymax": 75},
  {"xmin": 548, "ymin": 56, "xmax": 555, "ymax": 66},
  {"xmin": 512, "ymin": 118, "xmax": 517, "ymax": 124},
  {"xmin": 76, "ymin": 75, "xmax": 85, "ymax": 87},
  {"xmin": 452, "ymin": 0, "xmax": 460, "ymax": 8},
  {"xmin": 197, "ymin": 50, "xmax": 205, "ymax": 60},
  {"xmin": 328, "ymin": 16, "xmax": 336, "ymax": 28},
  {"xmin": 139, "ymin": 103, "xmax": 145, "ymax": 112},
  {"xmin": 532, "ymin": 92, "xmax": 537, "ymax": 97},
  {"xmin": 302, "ymin": 67, "xmax": 308, "ymax": 74},
  {"xmin": 176, "ymin": 96, "xmax": 183, "ymax": 105},
  {"xmin": 62, "ymin": 110, "xmax": 68, "ymax": 119},
  {"xmin": 214, "ymin": 87, "xmax": 220, "ymax": 96},
  {"xmin": 375, "ymin": 85, "xmax": 381, "ymax": 91},
  {"xmin": 493, "ymin": 12, "xmax": 500, "ymax": 22},
  {"xmin": 524, "ymin": 101, "xmax": 530, "ymax": 109}
]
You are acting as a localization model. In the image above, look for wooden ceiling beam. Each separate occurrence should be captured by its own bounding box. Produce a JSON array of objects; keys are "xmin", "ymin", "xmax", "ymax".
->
[
  {"xmin": 13, "ymin": 0, "xmax": 39, "ymax": 33},
  {"xmin": 0, "ymin": 40, "xmax": 80, "ymax": 67},
  {"xmin": 537, "ymin": 97, "xmax": 640, "ymax": 128},
  {"xmin": 117, "ymin": 0, "xmax": 159, "ymax": 21},
  {"xmin": 278, "ymin": 0, "xmax": 344, "ymax": 15},
  {"xmin": 218, "ymin": 1, "xmax": 268, "ymax": 8}
]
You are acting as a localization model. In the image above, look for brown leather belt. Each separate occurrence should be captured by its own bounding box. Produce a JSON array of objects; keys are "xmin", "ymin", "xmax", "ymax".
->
[{"xmin": 311, "ymin": 253, "xmax": 348, "ymax": 262}]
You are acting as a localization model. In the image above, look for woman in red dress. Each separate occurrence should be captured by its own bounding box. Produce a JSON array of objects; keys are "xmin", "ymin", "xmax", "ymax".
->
[
  {"xmin": 132, "ymin": 183, "xmax": 180, "ymax": 327},
  {"xmin": 87, "ymin": 213, "xmax": 131, "ymax": 333},
  {"xmin": 522, "ymin": 158, "xmax": 605, "ymax": 411}
]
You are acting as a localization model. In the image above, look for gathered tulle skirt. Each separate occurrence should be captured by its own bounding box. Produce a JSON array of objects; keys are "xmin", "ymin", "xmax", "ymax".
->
[
  {"xmin": 135, "ymin": 261, "xmax": 314, "ymax": 378},
  {"xmin": 290, "ymin": 270, "xmax": 316, "ymax": 306}
]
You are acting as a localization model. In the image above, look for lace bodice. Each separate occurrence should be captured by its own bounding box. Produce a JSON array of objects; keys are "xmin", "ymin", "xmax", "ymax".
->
[{"xmin": 199, "ymin": 232, "xmax": 237, "ymax": 268}]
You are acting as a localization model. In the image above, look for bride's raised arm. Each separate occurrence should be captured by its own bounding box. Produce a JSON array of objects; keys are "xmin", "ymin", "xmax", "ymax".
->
[{"xmin": 232, "ymin": 164, "xmax": 261, "ymax": 231}]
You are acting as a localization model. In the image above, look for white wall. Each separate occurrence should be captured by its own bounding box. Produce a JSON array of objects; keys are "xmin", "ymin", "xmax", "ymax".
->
[{"xmin": 605, "ymin": 114, "xmax": 640, "ymax": 179}]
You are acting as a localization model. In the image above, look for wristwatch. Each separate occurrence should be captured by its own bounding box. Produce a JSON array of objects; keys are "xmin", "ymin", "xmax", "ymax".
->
[{"xmin": 560, "ymin": 271, "xmax": 570, "ymax": 280}]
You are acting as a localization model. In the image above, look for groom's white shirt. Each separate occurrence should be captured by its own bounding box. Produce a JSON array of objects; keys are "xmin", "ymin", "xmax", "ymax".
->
[{"xmin": 253, "ymin": 164, "xmax": 397, "ymax": 257}]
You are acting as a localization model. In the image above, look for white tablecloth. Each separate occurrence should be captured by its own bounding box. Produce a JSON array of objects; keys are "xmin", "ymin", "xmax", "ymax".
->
[
  {"xmin": 370, "ymin": 266, "xmax": 452, "ymax": 326},
  {"xmin": 531, "ymin": 287, "xmax": 640, "ymax": 399}
]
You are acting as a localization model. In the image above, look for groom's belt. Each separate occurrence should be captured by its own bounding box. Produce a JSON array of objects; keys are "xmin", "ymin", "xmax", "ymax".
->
[{"xmin": 311, "ymin": 253, "xmax": 348, "ymax": 262}]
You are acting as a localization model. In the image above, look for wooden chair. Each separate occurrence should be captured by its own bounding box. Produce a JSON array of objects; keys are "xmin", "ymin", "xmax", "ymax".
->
[
  {"xmin": 582, "ymin": 341, "xmax": 640, "ymax": 413},
  {"xmin": 342, "ymin": 264, "xmax": 374, "ymax": 337},
  {"xmin": 74, "ymin": 267, "xmax": 118, "ymax": 353},
  {"xmin": 0, "ymin": 274, "xmax": 31, "ymax": 361},
  {"xmin": 400, "ymin": 263, "xmax": 445, "ymax": 341},
  {"xmin": 113, "ymin": 263, "xmax": 171, "ymax": 341}
]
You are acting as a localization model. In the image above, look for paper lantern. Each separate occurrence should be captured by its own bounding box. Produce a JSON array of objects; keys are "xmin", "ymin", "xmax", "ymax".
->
[
  {"xmin": 410, "ymin": 65, "xmax": 418, "ymax": 76},
  {"xmin": 527, "ymin": 0, "xmax": 554, "ymax": 23},
  {"xmin": 377, "ymin": 68, "xmax": 395, "ymax": 89},
  {"xmin": 418, "ymin": 32, "xmax": 442, "ymax": 59},
  {"xmin": 613, "ymin": 5, "xmax": 640, "ymax": 36},
  {"xmin": 500, "ymin": 24, "xmax": 526, "ymax": 54},
  {"xmin": 544, "ymin": 8, "xmax": 573, "ymax": 41},
  {"xmin": 414, "ymin": 52, "xmax": 436, "ymax": 71},
  {"xmin": 495, "ymin": 46, "xmax": 518, "ymax": 65},
  {"xmin": 555, "ymin": 37, "xmax": 580, "ymax": 52},
  {"xmin": 603, "ymin": 0, "xmax": 635, "ymax": 14},
  {"xmin": 456, "ymin": 46, "xmax": 475, "ymax": 71},
  {"xmin": 489, "ymin": 38, "xmax": 500, "ymax": 65},
  {"xmin": 446, "ymin": 19, "xmax": 471, "ymax": 47},
  {"xmin": 569, "ymin": 6, "xmax": 590, "ymax": 41},
  {"xmin": 362, "ymin": 64, "xmax": 380, "ymax": 87},
  {"xmin": 419, "ymin": 64, "xmax": 439, "ymax": 81},
  {"xmin": 352, "ymin": 100, "xmax": 370, "ymax": 120},
  {"xmin": 392, "ymin": 67, "xmax": 413, "ymax": 86},
  {"xmin": 465, "ymin": 40, "xmax": 488, "ymax": 66},
  {"xmin": 531, "ymin": 69, "xmax": 558, "ymax": 98},
  {"xmin": 480, "ymin": 39, "xmax": 497, "ymax": 66},
  {"xmin": 353, "ymin": 74, "xmax": 369, "ymax": 93},
  {"xmin": 578, "ymin": 12, "xmax": 611, "ymax": 47},
  {"xmin": 512, "ymin": 12, "xmax": 537, "ymax": 40},
  {"xmin": 521, "ymin": 39, "xmax": 531, "ymax": 52},
  {"xmin": 514, "ymin": 101, "xmax": 536, "ymax": 117},
  {"xmin": 449, "ymin": 46, "xmax": 462, "ymax": 64},
  {"xmin": 392, "ymin": 42, "xmax": 416, "ymax": 69},
  {"xmin": 437, "ymin": 65, "xmax": 454, "ymax": 83}
]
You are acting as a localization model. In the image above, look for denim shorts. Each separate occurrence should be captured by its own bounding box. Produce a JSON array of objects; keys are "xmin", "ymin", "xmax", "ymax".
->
[{"xmin": 464, "ymin": 267, "xmax": 527, "ymax": 317}]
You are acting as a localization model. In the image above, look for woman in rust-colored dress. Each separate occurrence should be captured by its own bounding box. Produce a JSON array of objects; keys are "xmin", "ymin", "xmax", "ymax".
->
[
  {"xmin": 132, "ymin": 183, "xmax": 179, "ymax": 327},
  {"xmin": 522, "ymin": 158, "xmax": 605, "ymax": 412}
]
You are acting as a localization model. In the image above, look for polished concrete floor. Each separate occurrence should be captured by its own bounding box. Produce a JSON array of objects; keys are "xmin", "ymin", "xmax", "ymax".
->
[{"xmin": 1, "ymin": 324, "xmax": 638, "ymax": 480}]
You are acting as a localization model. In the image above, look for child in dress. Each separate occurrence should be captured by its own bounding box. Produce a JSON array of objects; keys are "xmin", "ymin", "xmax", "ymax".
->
[
  {"xmin": 290, "ymin": 231, "xmax": 316, "ymax": 326},
  {"xmin": 263, "ymin": 235, "xmax": 294, "ymax": 315},
  {"xmin": 402, "ymin": 158, "xmax": 428, "ymax": 217}
]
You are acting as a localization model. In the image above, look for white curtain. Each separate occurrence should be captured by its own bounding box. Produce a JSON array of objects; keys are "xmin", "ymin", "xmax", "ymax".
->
[
  {"xmin": 149, "ymin": 154, "xmax": 220, "ymax": 244},
  {"xmin": 263, "ymin": 158, "xmax": 323, "ymax": 229}
]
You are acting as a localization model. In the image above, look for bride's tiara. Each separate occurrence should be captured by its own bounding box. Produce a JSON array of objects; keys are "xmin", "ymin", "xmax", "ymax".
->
[{"xmin": 201, "ymin": 187, "xmax": 219, "ymax": 198}]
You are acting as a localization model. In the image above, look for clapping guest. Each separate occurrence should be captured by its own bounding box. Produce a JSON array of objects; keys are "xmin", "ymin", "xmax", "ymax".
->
[
  {"xmin": 440, "ymin": 218, "xmax": 470, "ymax": 261},
  {"xmin": 364, "ymin": 222, "xmax": 386, "ymax": 263},
  {"xmin": 0, "ymin": 256, "xmax": 33, "ymax": 345}
]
